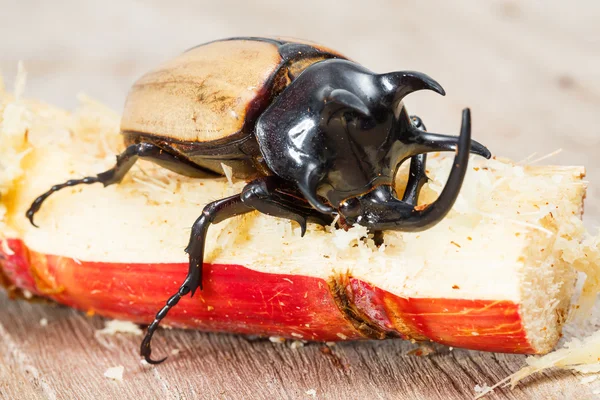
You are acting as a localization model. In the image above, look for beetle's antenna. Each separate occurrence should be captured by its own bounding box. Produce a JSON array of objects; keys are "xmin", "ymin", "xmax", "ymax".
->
[{"xmin": 140, "ymin": 285, "xmax": 191, "ymax": 364}]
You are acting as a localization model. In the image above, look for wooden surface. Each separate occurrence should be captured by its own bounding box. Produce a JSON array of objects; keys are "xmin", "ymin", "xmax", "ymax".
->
[
  {"xmin": 1, "ymin": 0, "xmax": 600, "ymax": 399},
  {"xmin": 0, "ymin": 293, "xmax": 594, "ymax": 400}
]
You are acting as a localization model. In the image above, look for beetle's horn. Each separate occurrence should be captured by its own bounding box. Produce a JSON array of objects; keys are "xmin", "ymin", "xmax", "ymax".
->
[
  {"xmin": 339, "ymin": 110, "xmax": 475, "ymax": 232},
  {"xmin": 400, "ymin": 108, "xmax": 472, "ymax": 230},
  {"xmin": 408, "ymin": 129, "xmax": 492, "ymax": 159},
  {"xmin": 297, "ymin": 167, "xmax": 335, "ymax": 215},
  {"xmin": 323, "ymin": 88, "xmax": 371, "ymax": 117},
  {"xmin": 380, "ymin": 71, "xmax": 446, "ymax": 104}
]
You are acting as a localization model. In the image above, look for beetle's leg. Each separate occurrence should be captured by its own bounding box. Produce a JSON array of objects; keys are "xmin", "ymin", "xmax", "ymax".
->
[
  {"xmin": 142, "ymin": 194, "xmax": 253, "ymax": 364},
  {"xmin": 368, "ymin": 154, "xmax": 428, "ymax": 245},
  {"xmin": 402, "ymin": 154, "xmax": 429, "ymax": 206},
  {"xmin": 402, "ymin": 116, "xmax": 430, "ymax": 205},
  {"xmin": 241, "ymin": 176, "xmax": 334, "ymax": 235},
  {"xmin": 26, "ymin": 143, "xmax": 212, "ymax": 226},
  {"xmin": 402, "ymin": 115, "xmax": 429, "ymax": 206}
]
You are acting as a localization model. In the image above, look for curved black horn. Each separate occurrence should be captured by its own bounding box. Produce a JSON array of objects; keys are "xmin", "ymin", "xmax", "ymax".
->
[
  {"xmin": 297, "ymin": 165, "xmax": 334, "ymax": 214},
  {"xmin": 399, "ymin": 108, "xmax": 472, "ymax": 231},
  {"xmin": 408, "ymin": 130, "xmax": 492, "ymax": 159},
  {"xmin": 323, "ymin": 88, "xmax": 371, "ymax": 118},
  {"xmin": 380, "ymin": 71, "xmax": 446, "ymax": 105}
]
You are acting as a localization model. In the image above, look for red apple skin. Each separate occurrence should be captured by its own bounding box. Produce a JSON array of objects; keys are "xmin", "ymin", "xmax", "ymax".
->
[{"xmin": 0, "ymin": 238, "xmax": 536, "ymax": 353}]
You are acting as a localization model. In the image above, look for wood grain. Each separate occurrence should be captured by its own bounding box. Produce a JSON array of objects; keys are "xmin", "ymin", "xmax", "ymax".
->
[
  {"xmin": 0, "ymin": 292, "xmax": 595, "ymax": 400},
  {"xmin": 1, "ymin": 0, "xmax": 599, "ymax": 399}
]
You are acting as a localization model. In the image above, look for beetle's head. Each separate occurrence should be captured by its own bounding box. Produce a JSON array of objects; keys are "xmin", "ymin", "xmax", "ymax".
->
[
  {"xmin": 256, "ymin": 59, "xmax": 491, "ymax": 229},
  {"xmin": 294, "ymin": 61, "xmax": 489, "ymax": 211}
]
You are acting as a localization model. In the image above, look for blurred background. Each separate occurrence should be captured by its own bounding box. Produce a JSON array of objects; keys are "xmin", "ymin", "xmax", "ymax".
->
[{"xmin": 1, "ymin": 0, "xmax": 599, "ymax": 226}]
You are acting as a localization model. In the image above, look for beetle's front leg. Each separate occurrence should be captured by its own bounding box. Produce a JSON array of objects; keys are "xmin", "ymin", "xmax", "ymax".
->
[{"xmin": 26, "ymin": 142, "xmax": 213, "ymax": 226}]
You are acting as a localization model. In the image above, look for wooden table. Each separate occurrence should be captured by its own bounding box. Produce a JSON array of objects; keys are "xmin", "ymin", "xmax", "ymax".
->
[
  {"xmin": 1, "ymin": 1, "xmax": 599, "ymax": 398},
  {"xmin": 0, "ymin": 293, "xmax": 593, "ymax": 400}
]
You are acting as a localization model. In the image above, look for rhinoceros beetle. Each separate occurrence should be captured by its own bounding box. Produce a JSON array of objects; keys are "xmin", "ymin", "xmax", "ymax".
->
[{"xmin": 26, "ymin": 37, "xmax": 491, "ymax": 364}]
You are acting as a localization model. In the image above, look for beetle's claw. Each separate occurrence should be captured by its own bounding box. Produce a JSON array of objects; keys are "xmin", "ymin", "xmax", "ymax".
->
[
  {"xmin": 145, "ymin": 355, "xmax": 168, "ymax": 365},
  {"xmin": 140, "ymin": 285, "xmax": 190, "ymax": 365},
  {"xmin": 26, "ymin": 196, "xmax": 47, "ymax": 228},
  {"xmin": 26, "ymin": 208, "xmax": 39, "ymax": 228},
  {"xmin": 298, "ymin": 217, "xmax": 307, "ymax": 237},
  {"xmin": 141, "ymin": 333, "xmax": 167, "ymax": 365}
]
